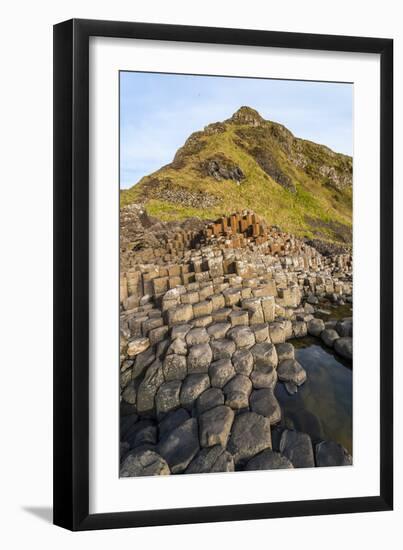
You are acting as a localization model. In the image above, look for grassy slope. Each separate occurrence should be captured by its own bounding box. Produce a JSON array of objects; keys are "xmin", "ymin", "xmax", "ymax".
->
[{"xmin": 121, "ymin": 110, "xmax": 352, "ymax": 243}]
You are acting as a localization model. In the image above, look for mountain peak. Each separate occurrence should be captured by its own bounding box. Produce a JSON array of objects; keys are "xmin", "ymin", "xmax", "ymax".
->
[{"xmin": 228, "ymin": 106, "xmax": 265, "ymax": 126}]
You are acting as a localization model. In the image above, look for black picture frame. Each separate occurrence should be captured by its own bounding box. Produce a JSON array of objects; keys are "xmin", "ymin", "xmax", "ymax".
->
[{"xmin": 53, "ymin": 18, "xmax": 393, "ymax": 531}]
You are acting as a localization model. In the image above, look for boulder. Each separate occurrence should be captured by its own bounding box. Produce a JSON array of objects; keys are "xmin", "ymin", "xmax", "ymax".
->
[
  {"xmin": 166, "ymin": 337, "xmax": 187, "ymax": 356},
  {"xmin": 249, "ymin": 388, "xmax": 281, "ymax": 424},
  {"xmin": 207, "ymin": 322, "xmax": 231, "ymax": 340},
  {"xmin": 186, "ymin": 445, "xmax": 234, "ymax": 474},
  {"xmin": 229, "ymin": 310, "xmax": 249, "ymax": 327},
  {"xmin": 120, "ymin": 449, "xmax": 170, "ymax": 477},
  {"xmin": 125, "ymin": 419, "xmax": 157, "ymax": 449},
  {"xmin": 307, "ymin": 318, "xmax": 325, "ymax": 337},
  {"xmin": 171, "ymin": 324, "xmax": 192, "ymax": 340},
  {"xmin": 136, "ymin": 360, "xmax": 164, "ymax": 414},
  {"xmin": 251, "ymin": 323, "xmax": 270, "ymax": 343},
  {"xmin": 155, "ymin": 380, "xmax": 182, "ymax": 417},
  {"xmin": 277, "ymin": 359, "xmax": 307, "ymax": 386},
  {"xmin": 227, "ymin": 326, "xmax": 256, "ymax": 348},
  {"xmin": 227, "ymin": 412, "xmax": 272, "ymax": 465},
  {"xmin": 185, "ymin": 327, "xmax": 209, "ymax": 346},
  {"xmin": 315, "ymin": 440, "xmax": 352, "ymax": 466},
  {"xmin": 223, "ymin": 374, "xmax": 252, "ymax": 409},
  {"xmin": 158, "ymin": 408, "xmax": 190, "ymax": 439},
  {"xmin": 180, "ymin": 374, "xmax": 210, "ymax": 409},
  {"xmin": 187, "ymin": 343, "xmax": 213, "ymax": 373},
  {"xmin": 245, "ymin": 449, "xmax": 293, "ymax": 470},
  {"xmin": 232, "ymin": 349, "xmax": 254, "ymax": 375},
  {"xmin": 292, "ymin": 321, "xmax": 307, "ymax": 338},
  {"xmin": 210, "ymin": 338, "xmax": 236, "ymax": 360},
  {"xmin": 269, "ymin": 322, "xmax": 286, "ymax": 344},
  {"xmin": 335, "ymin": 318, "xmax": 353, "ymax": 337},
  {"xmin": 158, "ymin": 418, "xmax": 200, "ymax": 473},
  {"xmin": 250, "ymin": 367, "xmax": 277, "ymax": 389},
  {"xmin": 334, "ymin": 337, "xmax": 353, "ymax": 360},
  {"xmin": 127, "ymin": 337, "xmax": 150, "ymax": 357},
  {"xmin": 199, "ymin": 405, "xmax": 235, "ymax": 447},
  {"xmin": 279, "ymin": 429, "xmax": 315, "ymax": 468},
  {"xmin": 275, "ymin": 342, "xmax": 295, "ymax": 362},
  {"xmin": 250, "ymin": 342, "xmax": 278, "ymax": 372},
  {"xmin": 209, "ymin": 359, "xmax": 236, "ymax": 388},
  {"xmin": 163, "ymin": 353, "xmax": 187, "ymax": 381},
  {"xmin": 195, "ymin": 387, "xmax": 225, "ymax": 416},
  {"xmin": 321, "ymin": 328, "xmax": 340, "ymax": 348},
  {"xmin": 167, "ymin": 304, "xmax": 194, "ymax": 326}
]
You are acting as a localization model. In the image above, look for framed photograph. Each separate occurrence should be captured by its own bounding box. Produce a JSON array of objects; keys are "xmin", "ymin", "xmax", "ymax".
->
[{"xmin": 53, "ymin": 19, "xmax": 393, "ymax": 530}]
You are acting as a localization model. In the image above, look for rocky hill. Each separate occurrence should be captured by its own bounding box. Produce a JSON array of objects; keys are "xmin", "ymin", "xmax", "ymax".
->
[{"xmin": 121, "ymin": 106, "xmax": 352, "ymax": 244}]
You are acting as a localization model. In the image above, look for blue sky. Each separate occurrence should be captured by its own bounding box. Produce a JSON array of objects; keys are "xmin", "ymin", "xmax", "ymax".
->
[{"xmin": 120, "ymin": 71, "xmax": 352, "ymax": 189}]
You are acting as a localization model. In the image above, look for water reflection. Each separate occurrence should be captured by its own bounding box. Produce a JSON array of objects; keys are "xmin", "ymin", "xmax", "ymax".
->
[{"xmin": 275, "ymin": 336, "xmax": 352, "ymax": 454}]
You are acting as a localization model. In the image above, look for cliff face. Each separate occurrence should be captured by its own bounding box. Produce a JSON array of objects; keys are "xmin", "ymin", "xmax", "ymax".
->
[{"xmin": 121, "ymin": 106, "xmax": 352, "ymax": 244}]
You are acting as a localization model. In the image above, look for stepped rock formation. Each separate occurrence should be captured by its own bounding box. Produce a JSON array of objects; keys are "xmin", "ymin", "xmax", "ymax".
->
[{"xmin": 119, "ymin": 208, "xmax": 353, "ymax": 476}]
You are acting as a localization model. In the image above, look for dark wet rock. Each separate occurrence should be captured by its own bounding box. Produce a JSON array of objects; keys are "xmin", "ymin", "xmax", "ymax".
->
[
  {"xmin": 277, "ymin": 359, "xmax": 307, "ymax": 387},
  {"xmin": 210, "ymin": 338, "xmax": 236, "ymax": 360},
  {"xmin": 158, "ymin": 417, "xmax": 200, "ymax": 473},
  {"xmin": 307, "ymin": 294, "xmax": 319, "ymax": 305},
  {"xmin": 321, "ymin": 328, "xmax": 340, "ymax": 348},
  {"xmin": 158, "ymin": 408, "xmax": 190, "ymax": 439},
  {"xmin": 251, "ymin": 342, "xmax": 278, "ymax": 372},
  {"xmin": 180, "ymin": 374, "xmax": 210, "ymax": 409},
  {"xmin": 199, "ymin": 405, "xmax": 235, "ymax": 447},
  {"xmin": 285, "ymin": 382, "xmax": 298, "ymax": 395},
  {"xmin": 163, "ymin": 353, "xmax": 187, "ymax": 381},
  {"xmin": 275, "ymin": 342, "xmax": 295, "ymax": 362},
  {"xmin": 209, "ymin": 358, "xmax": 236, "ymax": 388},
  {"xmin": 120, "ymin": 449, "xmax": 170, "ymax": 477},
  {"xmin": 227, "ymin": 412, "xmax": 272, "ymax": 464},
  {"xmin": 122, "ymin": 379, "xmax": 138, "ymax": 405},
  {"xmin": 249, "ymin": 388, "xmax": 281, "ymax": 424},
  {"xmin": 187, "ymin": 343, "xmax": 213, "ymax": 373},
  {"xmin": 137, "ymin": 360, "xmax": 164, "ymax": 414},
  {"xmin": 307, "ymin": 318, "xmax": 325, "ymax": 337},
  {"xmin": 279, "ymin": 429, "xmax": 315, "ymax": 468},
  {"xmin": 155, "ymin": 380, "xmax": 182, "ymax": 418},
  {"xmin": 232, "ymin": 348, "xmax": 254, "ymax": 375},
  {"xmin": 223, "ymin": 374, "xmax": 252, "ymax": 409},
  {"xmin": 211, "ymin": 450, "xmax": 235, "ymax": 472},
  {"xmin": 245, "ymin": 449, "xmax": 293, "ymax": 470},
  {"xmin": 125, "ymin": 419, "xmax": 157, "ymax": 449},
  {"xmin": 334, "ymin": 336, "xmax": 352, "ymax": 360},
  {"xmin": 156, "ymin": 337, "xmax": 170, "ymax": 357},
  {"xmin": 120, "ymin": 413, "xmax": 138, "ymax": 439},
  {"xmin": 315, "ymin": 440, "xmax": 352, "ymax": 466},
  {"xmin": 195, "ymin": 387, "xmax": 225, "ymax": 415},
  {"xmin": 335, "ymin": 318, "xmax": 353, "ymax": 337}
]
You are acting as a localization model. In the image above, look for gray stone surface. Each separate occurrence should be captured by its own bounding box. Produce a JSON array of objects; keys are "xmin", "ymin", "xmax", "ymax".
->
[
  {"xmin": 228, "ymin": 326, "xmax": 256, "ymax": 348},
  {"xmin": 279, "ymin": 429, "xmax": 315, "ymax": 468},
  {"xmin": 277, "ymin": 359, "xmax": 307, "ymax": 386},
  {"xmin": 158, "ymin": 418, "xmax": 200, "ymax": 473},
  {"xmin": 163, "ymin": 353, "xmax": 187, "ymax": 381},
  {"xmin": 136, "ymin": 360, "xmax": 164, "ymax": 414},
  {"xmin": 227, "ymin": 412, "xmax": 272, "ymax": 465},
  {"xmin": 245, "ymin": 449, "xmax": 293, "ymax": 470},
  {"xmin": 155, "ymin": 380, "xmax": 181, "ymax": 417},
  {"xmin": 334, "ymin": 337, "xmax": 353, "ymax": 360},
  {"xmin": 180, "ymin": 374, "xmax": 210, "ymax": 409},
  {"xmin": 199, "ymin": 405, "xmax": 235, "ymax": 448},
  {"xmin": 187, "ymin": 343, "xmax": 213, "ymax": 373},
  {"xmin": 321, "ymin": 328, "xmax": 340, "ymax": 348},
  {"xmin": 315, "ymin": 440, "xmax": 352, "ymax": 467},
  {"xmin": 250, "ymin": 367, "xmax": 277, "ymax": 389},
  {"xmin": 275, "ymin": 342, "xmax": 295, "ymax": 362},
  {"xmin": 232, "ymin": 349, "xmax": 254, "ymax": 375},
  {"xmin": 249, "ymin": 388, "xmax": 281, "ymax": 424},
  {"xmin": 158, "ymin": 408, "xmax": 190, "ymax": 439},
  {"xmin": 185, "ymin": 327, "xmax": 210, "ymax": 346},
  {"xmin": 224, "ymin": 374, "xmax": 252, "ymax": 409},
  {"xmin": 307, "ymin": 318, "xmax": 325, "ymax": 337},
  {"xmin": 120, "ymin": 449, "xmax": 170, "ymax": 477},
  {"xmin": 195, "ymin": 387, "xmax": 225, "ymax": 415},
  {"xmin": 210, "ymin": 338, "xmax": 236, "ymax": 360},
  {"xmin": 209, "ymin": 358, "xmax": 236, "ymax": 388},
  {"xmin": 251, "ymin": 342, "xmax": 278, "ymax": 372},
  {"xmin": 207, "ymin": 322, "xmax": 231, "ymax": 340}
]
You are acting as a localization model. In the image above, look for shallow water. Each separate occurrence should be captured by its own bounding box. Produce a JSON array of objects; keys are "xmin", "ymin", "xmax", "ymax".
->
[{"xmin": 275, "ymin": 336, "xmax": 352, "ymax": 454}]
